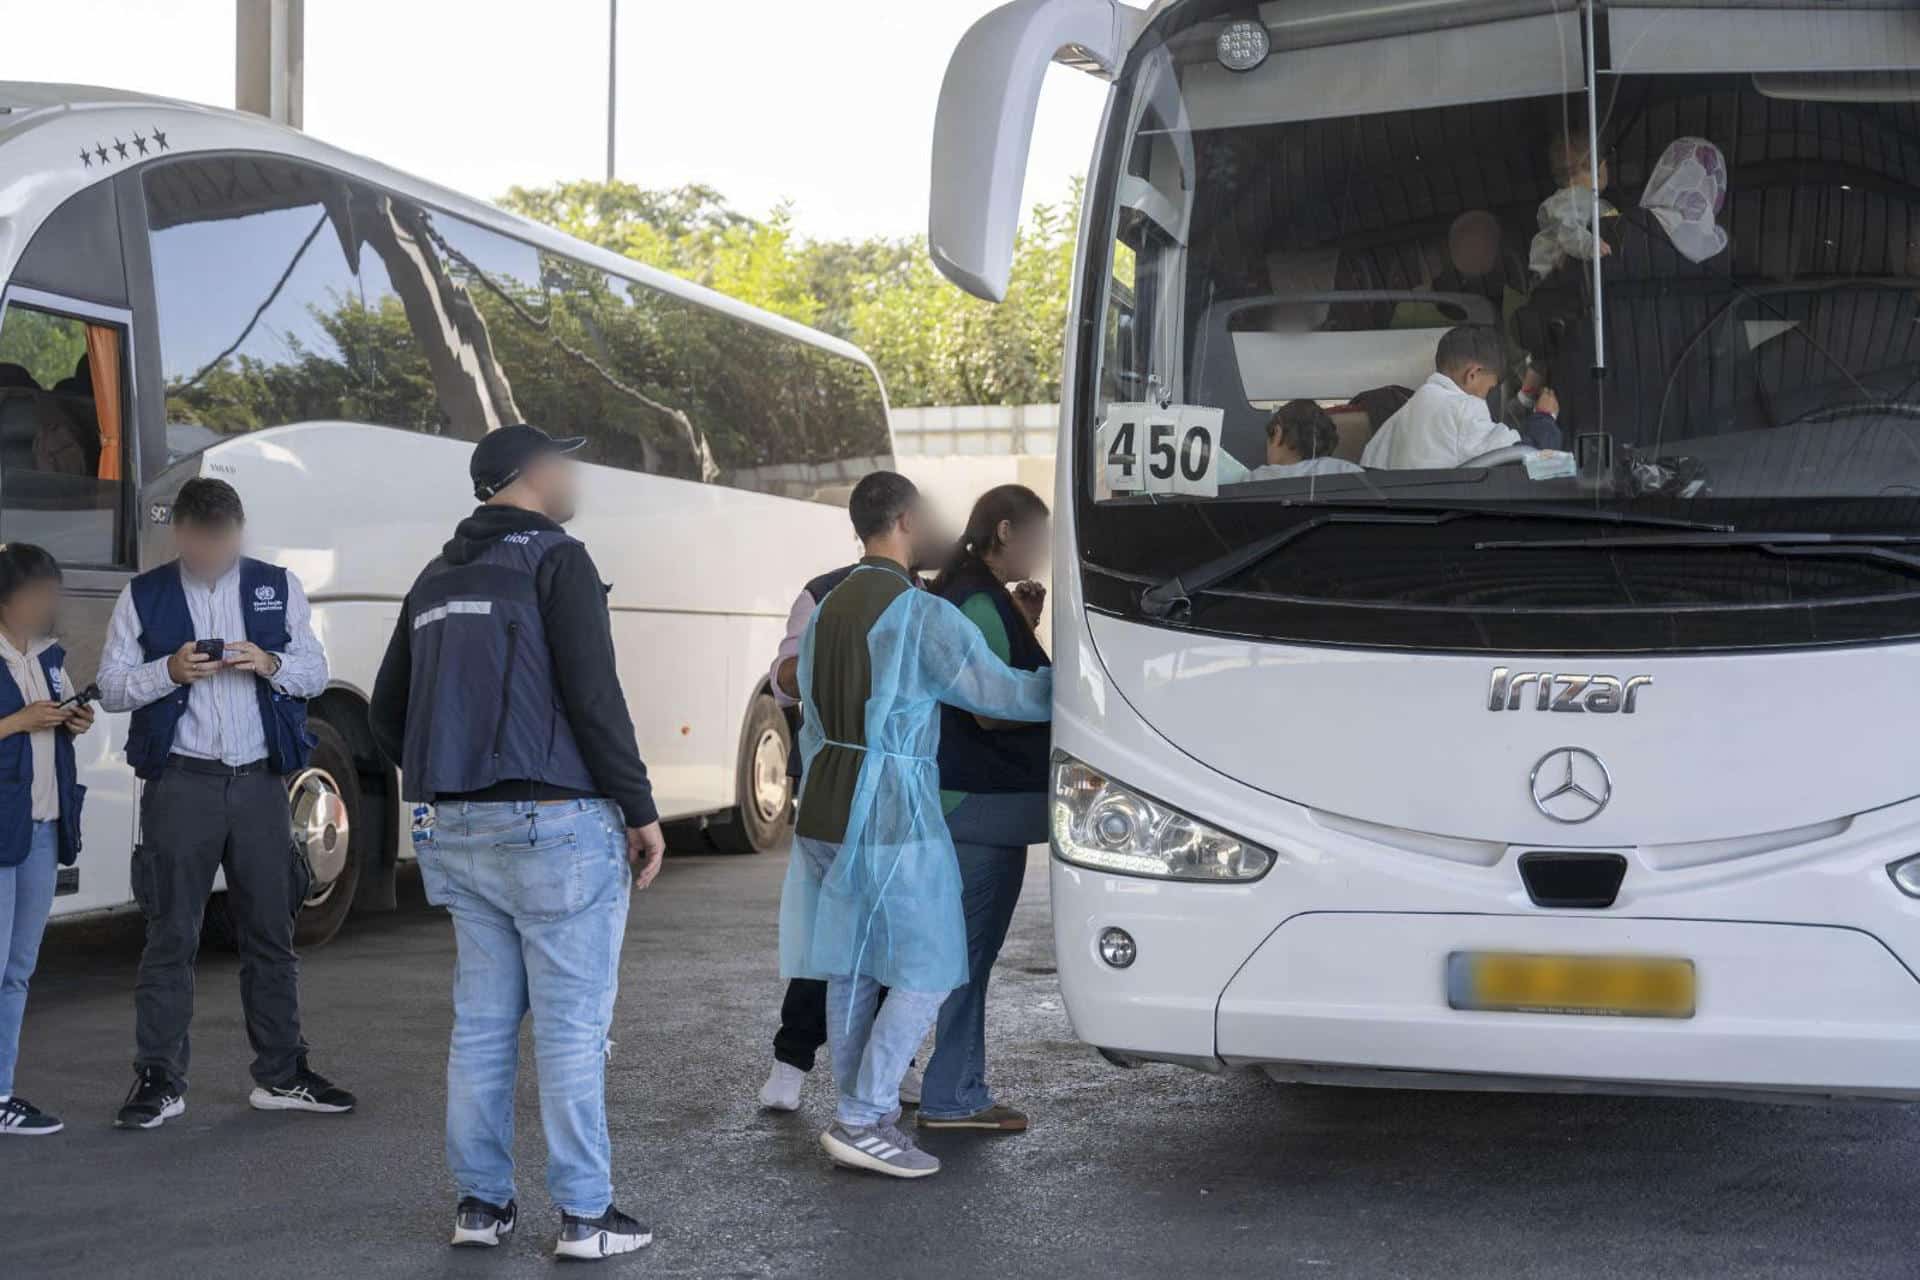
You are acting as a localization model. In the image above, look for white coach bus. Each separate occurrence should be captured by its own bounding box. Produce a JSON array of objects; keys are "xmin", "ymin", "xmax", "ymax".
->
[
  {"xmin": 934, "ymin": 0, "xmax": 1920, "ymax": 1099},
  {"xmin": 0, "ymin": 83, "xmax": 891, "ymax": 944}
]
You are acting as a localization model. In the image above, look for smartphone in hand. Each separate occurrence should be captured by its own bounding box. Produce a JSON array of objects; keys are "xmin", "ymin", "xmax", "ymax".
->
[{"xmin": 194, "ymin": 638, "xmax": 226, "ymax": 662}]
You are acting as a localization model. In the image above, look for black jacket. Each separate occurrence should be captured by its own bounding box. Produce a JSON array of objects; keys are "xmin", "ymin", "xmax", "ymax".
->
[{"xmin": 370, "ymin": 505, "xmax": 658, "ymax": 827}]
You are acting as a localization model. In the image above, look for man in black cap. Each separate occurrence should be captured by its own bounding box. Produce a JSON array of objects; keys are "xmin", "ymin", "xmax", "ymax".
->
[{"xmin": 370, "ymin": 423, "xmax": 664, "ymax": 1260}]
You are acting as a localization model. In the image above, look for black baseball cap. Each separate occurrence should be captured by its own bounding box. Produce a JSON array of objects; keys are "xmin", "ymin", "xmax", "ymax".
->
[{"xmin": 471, "ymin": 423, "xmax": 586, "ymax": 500}]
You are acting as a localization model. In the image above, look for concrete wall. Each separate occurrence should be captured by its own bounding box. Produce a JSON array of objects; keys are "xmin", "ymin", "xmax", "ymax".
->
[{"xmin": 890, "ymin": 406, "xmax": 1060, "ymax": 629}]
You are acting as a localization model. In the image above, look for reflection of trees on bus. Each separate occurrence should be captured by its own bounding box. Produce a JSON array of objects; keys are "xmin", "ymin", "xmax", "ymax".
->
[{"xmin": 151, "ymin": 155, "xmax": 892, "ymax": 502}]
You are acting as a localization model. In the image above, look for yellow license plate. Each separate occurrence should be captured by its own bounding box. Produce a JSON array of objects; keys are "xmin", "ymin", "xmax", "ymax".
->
[{"xmin": 1447, "ymin": 952, "xmax": 1696, "ymax": 1019}]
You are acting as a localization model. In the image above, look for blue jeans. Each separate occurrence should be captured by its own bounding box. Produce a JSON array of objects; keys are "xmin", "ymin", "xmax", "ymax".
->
[
  {"xmin": 417, "ymin": 800, "xmax": 630, "ymax": 1217},
  {"xmin": 794, "ymin": 836, "xmax": 948, "ymax": 1128},
  {"xmin": 0, "ymin": 821, "xmax": 58, "ymax": 1097},
  {"xmin": 920, "ymin": 793, "xmax": 1044, "ymax": 1120}
]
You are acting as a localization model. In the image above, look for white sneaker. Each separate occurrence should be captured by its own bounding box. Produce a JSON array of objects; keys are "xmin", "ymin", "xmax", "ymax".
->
[
  {"xmin": 759, "ymin": 1061, "xmax": 805, "ymax": 1112},
  {"xmin": 898, "ymin": 1065, "xmax": 923, "ymax": 1107}
]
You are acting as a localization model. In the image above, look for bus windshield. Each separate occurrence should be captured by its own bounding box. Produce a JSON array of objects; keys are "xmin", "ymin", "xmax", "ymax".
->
[{"xmin": 1079, "ymin": 2, "xmax": 1920, "ymax": 650}]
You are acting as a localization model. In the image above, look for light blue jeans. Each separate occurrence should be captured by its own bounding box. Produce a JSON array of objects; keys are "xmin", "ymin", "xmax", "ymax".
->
[
  {"xmin": 795, "ymin": 836, "xmax": 949, "ymax": 1128},
  {"xmin": 417, "ymin": 799, "xmax": 630, "ymax": 1217},
  {"xmin": 0, "ymin": 820, "xmax": 58, "ymax": 1097}
]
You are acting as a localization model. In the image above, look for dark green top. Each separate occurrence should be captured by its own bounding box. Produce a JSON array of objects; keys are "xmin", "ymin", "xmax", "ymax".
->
[{"xmin": 793, "ymin": 557, "xmax": 913, "ymax": 844}]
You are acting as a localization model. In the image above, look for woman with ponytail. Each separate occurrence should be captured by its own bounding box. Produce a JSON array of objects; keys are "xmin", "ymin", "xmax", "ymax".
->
[
  {"xmin": 0, "ymin": 543, "xmax": 93, "ymax": 1136},
  {"xmin": 918, "ymin": 485, "xmax": 1053, "ymax": 1134}
]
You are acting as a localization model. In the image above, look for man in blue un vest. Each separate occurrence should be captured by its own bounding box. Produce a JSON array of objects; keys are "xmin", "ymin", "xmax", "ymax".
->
[
  {"xmin": 370, "ymin": 423, "xmax": 663, "ymax": 1259},
  {"xmin": 98, "ymin": 477, "xmax": 353, "ymax": 1129}
]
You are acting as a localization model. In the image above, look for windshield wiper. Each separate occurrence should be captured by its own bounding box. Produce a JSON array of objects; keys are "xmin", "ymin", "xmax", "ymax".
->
[
  {"xmin": 1474, "ymin": 531, "xmax": 1920, "ymax": 576},
  {"xmin": 1139, "ymin": 503, "xmax": 1735, "ymax": 620}
]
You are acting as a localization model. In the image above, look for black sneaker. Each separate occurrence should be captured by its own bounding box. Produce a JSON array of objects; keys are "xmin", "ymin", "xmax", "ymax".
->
[
  {"xmin": 115, "ymin": 1068, "xmax": 185, "ymax": 1130},
  {"xmin": 452, "ymin": 1196, "xmax": 517, "ymax": 1248},
  {"xmin": 555, "ymin": 1206, "xmax": 651, "ymax": 1261},
  {"xmin": 0, "ymin": 1095, "xmax": 63, "ymax": 1135},
  {"xmin": 249, "ymin": 1060, "xmax": 355, "ymax": 1114}
]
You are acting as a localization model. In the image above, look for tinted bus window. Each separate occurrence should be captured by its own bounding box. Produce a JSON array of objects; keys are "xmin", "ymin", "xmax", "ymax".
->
[{"xmin": 144, "ymin": 156, "xmax": 361, "ymax": 462}]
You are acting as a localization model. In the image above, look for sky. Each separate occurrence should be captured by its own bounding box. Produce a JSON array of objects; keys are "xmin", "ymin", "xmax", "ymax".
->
[{"xmin": 0, "ymin": 0, "xmax": 1114, "ymax": 243}]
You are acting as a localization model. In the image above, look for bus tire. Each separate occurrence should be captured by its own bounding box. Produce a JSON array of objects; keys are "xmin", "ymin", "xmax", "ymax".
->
[
  {"xmin": 289, "ymin": 718, "xmax": 364, "ymax": 948},
  {"xmin": 709, "ymin": 690, "xmax": 794, "ymax": 854}
]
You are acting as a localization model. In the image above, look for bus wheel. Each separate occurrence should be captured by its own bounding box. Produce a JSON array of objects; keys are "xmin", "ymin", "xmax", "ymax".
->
[
  {"xmin": 289, "ymin": 719, "xmax": 364, "ymax": 947},
  {"xmin": 709, "ymin": 691, "xmax": 794, "ymax": 854}
]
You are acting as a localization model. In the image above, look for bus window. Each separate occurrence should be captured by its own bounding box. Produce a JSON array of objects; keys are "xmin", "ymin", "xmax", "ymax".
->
[
  {"xmin": 144, "ymin": 155, "xmax": 361, "ymax": 462},
  {"xmin": 0, "ymin": 301, "xmax": 130, "ymax": 566}
]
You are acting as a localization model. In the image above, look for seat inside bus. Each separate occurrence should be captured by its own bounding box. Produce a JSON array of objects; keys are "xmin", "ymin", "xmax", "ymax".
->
[{"xmin": 1168, "ymin": 73, "xmax": 1920, "ymax": 474}]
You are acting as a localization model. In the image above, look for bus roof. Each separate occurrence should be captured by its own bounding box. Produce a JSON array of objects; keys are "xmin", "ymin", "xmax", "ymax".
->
[{"xmin": 0, "ymin": 80, "xmax": 884, "ymax": 380}]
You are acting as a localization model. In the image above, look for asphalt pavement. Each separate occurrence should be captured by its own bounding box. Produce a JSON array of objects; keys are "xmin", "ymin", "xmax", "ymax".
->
[{"xmin": 5, "ymin": 845, "xmax": 1919, "ymax": 1279}]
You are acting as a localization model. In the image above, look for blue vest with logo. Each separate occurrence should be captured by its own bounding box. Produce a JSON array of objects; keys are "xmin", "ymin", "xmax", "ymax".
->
[
  {"xmin": 399, "ymin": 529, "xmax": 596, "ymax": 801},
  {"xmin": 0, "ymin": 643, "xmax": 85, "ymax": 867},
  {"xmin": 125, "ymin": 558, "xmax": 314, "ymax": 781}
]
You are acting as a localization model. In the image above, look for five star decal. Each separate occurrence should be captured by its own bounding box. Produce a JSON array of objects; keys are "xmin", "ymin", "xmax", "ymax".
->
[{"xmin": 77, "ymin": 126, "xmax": 170, "ymax": 169}]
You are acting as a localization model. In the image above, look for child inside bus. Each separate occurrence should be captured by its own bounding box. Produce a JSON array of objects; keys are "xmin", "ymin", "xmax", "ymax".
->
[
  {"xmin": 1248, "ymin": 400, "xmax": 1363, "ymax": 480},
  {"xmin": 1360, "ymin": 326, "xmax": 1560, "ymax": 469},
  {"xmin": 1529, "ymin": 129, "xmax": 1618, "ymax": 280}
]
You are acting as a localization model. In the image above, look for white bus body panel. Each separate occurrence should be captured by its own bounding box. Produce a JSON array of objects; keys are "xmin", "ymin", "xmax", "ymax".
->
[
  {"xmin": 212, "ymin": 422, "xmax": 855, "ymax": 824},
  {"xmin": 1052, "ymin": 609, "xmax": 1920, "ymax": 1097}
]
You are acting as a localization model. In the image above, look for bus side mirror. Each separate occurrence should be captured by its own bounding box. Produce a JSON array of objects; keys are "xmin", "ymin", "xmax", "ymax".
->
[{"xmin": 929, "ymin": 0, "xmax": 1133, "ymax": 303}]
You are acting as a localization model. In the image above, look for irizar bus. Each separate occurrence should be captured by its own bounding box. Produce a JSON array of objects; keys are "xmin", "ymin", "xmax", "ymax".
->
[
  {"xmin": 933, "ymin": 0, "xmax": 1920, "ymax": 1100},
  {"xmin": 0, "ymin": 83, "xmax": 892, "ymax": 944}
]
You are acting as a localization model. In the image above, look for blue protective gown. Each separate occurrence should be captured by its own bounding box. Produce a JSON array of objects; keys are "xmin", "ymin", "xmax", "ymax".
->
[{"xmin": 778, "ymin": 569, "xmax": 1053, "ymax": 993}]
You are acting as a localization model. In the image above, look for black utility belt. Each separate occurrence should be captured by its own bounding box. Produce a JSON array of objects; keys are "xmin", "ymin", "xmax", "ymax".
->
[{"xmin": 166, "ymin": 754, "xmax": 270, "ymax": 777}]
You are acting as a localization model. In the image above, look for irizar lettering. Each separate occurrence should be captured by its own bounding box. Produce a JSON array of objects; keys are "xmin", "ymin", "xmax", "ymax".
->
[{"xmin": 1487, "ymin": 667, "xmax": 1651, "ymax": 714}]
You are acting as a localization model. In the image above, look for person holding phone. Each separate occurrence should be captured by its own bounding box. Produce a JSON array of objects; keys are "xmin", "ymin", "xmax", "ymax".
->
[
  {"xmin": 0, "ymin": 544, "xmax": 93, "ymax": 1135},
  {"xmin": 97, "ymin": 477, "xmax": 351, "ymax": 1130}
]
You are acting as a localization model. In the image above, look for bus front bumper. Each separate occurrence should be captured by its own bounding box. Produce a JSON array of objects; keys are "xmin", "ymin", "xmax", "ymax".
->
[{"xmin": 1056, "ymin": 870, "xmax": 1920, "ymax": 1099}]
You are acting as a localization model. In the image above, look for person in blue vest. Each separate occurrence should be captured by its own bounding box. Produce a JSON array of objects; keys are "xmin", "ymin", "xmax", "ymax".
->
[
  {"xmin": 370, "ymin": 424, "xmax": 663, "ymax": 1260},
  {"xmin": 917, "ymin": 485, "xmax": 1054, "ymax": 1134},
  {"xmin": 97, "ymin": 477, "xmax": 351, "ymax": 1130},
  {"xmin": 0, "ymin": 544, "xmax": 94, "ymax": 1136}
]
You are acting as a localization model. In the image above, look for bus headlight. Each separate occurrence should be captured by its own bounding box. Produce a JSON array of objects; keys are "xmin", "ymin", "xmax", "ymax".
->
[
  {"xmin": 1889, "ymin": 854, "xmax": 1920, "ymax": 898},
  {"xmin": 1052, "ymin": 757, "xmax": 1273, "ymax": 882}
]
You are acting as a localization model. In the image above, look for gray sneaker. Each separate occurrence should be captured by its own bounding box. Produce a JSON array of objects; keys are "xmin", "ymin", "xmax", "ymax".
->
[{"xmin": 820, "ymin": 1120, "xmax": 941, "ymax": 1179}]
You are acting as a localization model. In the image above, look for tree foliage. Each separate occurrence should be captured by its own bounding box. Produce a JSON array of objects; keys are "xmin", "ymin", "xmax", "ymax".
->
[{"xmin": 498, "ymin": 179, "xmax": 1080, "ymax": 408}]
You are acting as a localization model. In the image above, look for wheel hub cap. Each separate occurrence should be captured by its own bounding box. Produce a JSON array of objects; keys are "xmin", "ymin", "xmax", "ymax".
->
[
  {"xmin": 751, "ymin": 728, "xmax": 790, "ymax": 823},
  {"xmin": 288, "ymin": 768, "xmax": 351, "ymax": 900}
]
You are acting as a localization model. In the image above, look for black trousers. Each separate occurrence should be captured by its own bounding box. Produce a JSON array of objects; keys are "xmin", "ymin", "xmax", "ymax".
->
[
  {"xmin": 773, "ymin": 978, "xmax": 891, "ymax": 1072},
  {"xmin": 132, "ymin": 758, "xmax": 310, "ymax": 1089}
]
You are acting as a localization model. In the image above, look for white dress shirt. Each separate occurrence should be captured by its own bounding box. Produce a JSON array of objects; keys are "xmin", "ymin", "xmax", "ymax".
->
[
  {"xmin": 97, "ymin": 562, "xmax": 329, "ymax": 767},
  {"xmin": 1360, "ymin": 371, "xmax": 1522, "ymax": 470}
]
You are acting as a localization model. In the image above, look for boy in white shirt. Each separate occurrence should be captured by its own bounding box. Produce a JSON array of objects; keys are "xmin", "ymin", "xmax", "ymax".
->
[{"xmin": 1360, "ymin": 326, "xmax": 1559, "ymax": 470}]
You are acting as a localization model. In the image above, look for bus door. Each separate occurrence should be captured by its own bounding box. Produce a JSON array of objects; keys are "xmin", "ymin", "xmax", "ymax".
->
[{"xmin": 0, "ymin": 176, "xmax": 144, "ymax": 913}]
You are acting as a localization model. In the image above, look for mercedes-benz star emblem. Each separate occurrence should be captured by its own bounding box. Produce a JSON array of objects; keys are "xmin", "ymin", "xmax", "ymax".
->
[{"xmin": 1529, "ymin": 747, "xmax": 1612, "ymax": 823}]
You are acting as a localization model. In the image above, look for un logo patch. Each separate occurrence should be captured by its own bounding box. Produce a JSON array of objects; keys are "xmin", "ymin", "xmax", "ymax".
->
[{"xmin": 254, "ymin": 584, "xmax": 276, "ymax": 602}]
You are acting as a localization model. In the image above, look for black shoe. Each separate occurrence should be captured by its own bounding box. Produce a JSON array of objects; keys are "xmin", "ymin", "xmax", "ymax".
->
[
  {"xmin": 115, "ymin": 1068, "xmax": 185, "ymax": 1130},
  {"xmin": 0, "ymin": 1095, "xmax": 63, "ymax": 1136},
  {"xmin": 249, "ymin": 1060, "xmax": 355, "ymax": 1114},
  {"xmin": 452, "ymin": 1196, "xmax": 517, "ymax": 1248},
  {"xmin": 555, "ymin": 1206, "xmax": 651, "ymax": 1260}
]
